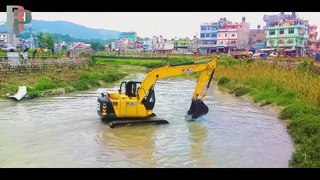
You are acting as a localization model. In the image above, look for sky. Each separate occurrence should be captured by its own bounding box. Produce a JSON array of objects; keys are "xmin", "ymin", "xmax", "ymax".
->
[{"xmin": 1, "ymin": 12, "xmax": 320, "ymax": 39}]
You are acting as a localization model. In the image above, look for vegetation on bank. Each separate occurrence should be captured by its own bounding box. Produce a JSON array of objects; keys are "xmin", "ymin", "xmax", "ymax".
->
[
  {"xmin": 0, "ymin": 64, "xmax": 127, "ymax": 99},
  {"xmin": 93, "ymin": 56, "xmax": 195, "ymax": 68},
  {"xmin": 215, "ymin": 57, "xmax": 320, "ymax": 168}
]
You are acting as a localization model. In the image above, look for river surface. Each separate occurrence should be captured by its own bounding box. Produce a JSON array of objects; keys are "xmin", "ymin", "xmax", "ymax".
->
[{"xmin": 0, "ymin": 73, "xmax": 294, "ymax": 167}]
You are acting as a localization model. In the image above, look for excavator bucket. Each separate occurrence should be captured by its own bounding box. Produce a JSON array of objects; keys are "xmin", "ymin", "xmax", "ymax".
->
[{"xmin": 187, "ymin": 99, "xmax": 209, "ymax": 119}]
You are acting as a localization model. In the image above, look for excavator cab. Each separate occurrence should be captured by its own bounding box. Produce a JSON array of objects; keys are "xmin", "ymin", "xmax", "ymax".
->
[{"xmin": 118, "ymin": 81, "xmax": 141, "ymax": 97}]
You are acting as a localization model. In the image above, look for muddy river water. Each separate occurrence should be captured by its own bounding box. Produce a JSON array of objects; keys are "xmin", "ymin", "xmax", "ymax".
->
[{"xmin": 0, "ymin": 73, "xmax": 294, "ymax": 167}]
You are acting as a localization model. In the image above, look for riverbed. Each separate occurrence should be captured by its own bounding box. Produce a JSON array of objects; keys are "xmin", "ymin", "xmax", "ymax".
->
[{"xmin": 0, "ymin": 73, "xmax": 294, "ymax": 167}]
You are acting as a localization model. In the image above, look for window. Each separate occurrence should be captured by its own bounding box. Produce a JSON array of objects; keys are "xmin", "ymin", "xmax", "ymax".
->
[
  {"xmin": 278, "ymin": 39, "xmax": 284, "ymax": 44},
  {"xmin": 201, "ymin": 26, "xmax": 206, "ymax": 31},
  {"xmin": 225, "ymin": 33, "xmax": 227, "ymax": 37},
  {"xmin": 269, "ymin": 30, "xmax": 275, "ymax": 35},
  {"xmin": 219, "ymin": 41, "xmax": 223, "ymax": 44},
  {"xmin": 288, "ymin": 28, "xmax": 294, "ymax": 34},
  {"xmin": 200, "ymin": 33, "xmax": 205, "ymax": 38},
  {"xmin": 209, "ymin": 27, "xmax": 216, "ymax": 31},
  {"xmin": 205, "ymin": 33, "xmax": 209, "ymax": 37},
  {"xmin": 213, "ymin": 41, "xmax": 216, "ymax": 45},
  {"xmin": 231, "ymin": 34, "xmax": 235, "ymax": 37},
  {"xmin": 269, "ymin": 40, "xmax": 274, "ymax": 45},
  {"xmin": 279, "ymin": 29, "xmax": 284, "ymax": 34},
  {"xmin": 231, "ymin": 41, "xmax": 236, "ymax": 44},
  {"xmin": 287, "ymin": 39, "xmax": 294, "ymax": 44},
  {"xmin": 211, "ymin": 33, "xmax": 217, "ymax": 37}
]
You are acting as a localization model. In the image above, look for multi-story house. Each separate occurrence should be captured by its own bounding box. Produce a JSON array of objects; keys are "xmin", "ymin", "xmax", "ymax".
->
[
  {"xmin": 264, "ymin": 12, "xmax": 309, "ymax": 56},
  {"xmin": 249, "ymin": 25, "xmax": 266, "ymax": 53},
  {"xmin": 174, "ymin": 37, "xmax": 190, "ymax": 53},
  {"xmin": 199, "ymin": 20, "xmax": 221, "ymax": 54},
  {"xmin": 307, "ymin": 24, "xmax": 318, "ymax": 52},
  {"xmin": 190, "ymin": 36, "xmax": 201, "ymax": 53},
  {"xmin": 216, "ymin": 17, "xmax": 250, "ymax": 53}
]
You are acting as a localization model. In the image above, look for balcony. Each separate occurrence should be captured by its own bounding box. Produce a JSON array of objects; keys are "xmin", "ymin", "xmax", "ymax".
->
[
  {"xmin": 199, "ymin": 44, "xmax": 216, "ymax": 48},
  {"xmin": 200, "ymin": 37, "xmax": 217, "ymax": 41},
  {"xmin": 309, "ymin": 31, "xmax": 318, "ymax": 36},
  {"xmin": 309, "ymin": 39, "xmax": 317, "ymax": 43}
]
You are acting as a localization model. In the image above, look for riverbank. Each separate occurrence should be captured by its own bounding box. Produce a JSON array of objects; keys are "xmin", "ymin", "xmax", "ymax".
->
[
  {"xmin": 1, "ymin": 55, "xmax": 191, "ymax": 100},
  {"xmin": 0, "ymin": 61, "xmax": 132, "ymax": 100},
  {"xmin": 214, "ymin": 58, "xmax": 320, "ymax": 168}
]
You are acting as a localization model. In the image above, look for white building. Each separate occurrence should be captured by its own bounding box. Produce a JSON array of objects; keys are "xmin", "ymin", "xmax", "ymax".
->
[{"xmin": 0, "ymin": 32, "xmax": 17, "ymax": 47}]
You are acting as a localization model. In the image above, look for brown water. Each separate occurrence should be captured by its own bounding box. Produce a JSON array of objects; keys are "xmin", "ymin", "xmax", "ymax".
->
[{"xmin": 0, "ymin": 73, "xmax": 294, "ymax": 167}]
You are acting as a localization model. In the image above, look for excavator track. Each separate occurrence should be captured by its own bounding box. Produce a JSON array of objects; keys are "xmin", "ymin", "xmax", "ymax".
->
[{"xmin": 103, "ymin": 117, "xmax": 169, "ymax": 128}]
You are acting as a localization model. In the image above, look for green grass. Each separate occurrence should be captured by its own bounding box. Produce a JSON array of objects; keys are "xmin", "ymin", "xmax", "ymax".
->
[
  {"xmin": 216, "ymin": 58, "xmax": 320, "ymax": 167},
  {"xmin": 94, "ymin": 57, "xmax": 165, "ymax": 68},
  {"xmin": 93, "ymin": 56, "xmax": 196, "ymax": 68},
  {"xmin": 0, "ymin": 50, "xmax": 6, "ymax": 57},
  {"xmin": 25, "ymin": 71, "xmax": 126, "ymax": 98},
  {"xmin": 34, "ymin": 76, "xmax": 58, "ymax": 91}
]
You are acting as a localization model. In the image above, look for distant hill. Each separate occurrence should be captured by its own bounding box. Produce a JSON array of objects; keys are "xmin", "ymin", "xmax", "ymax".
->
[{"xmin": 0, "ymin": 20, "xmax": 121, "ymax": 40}]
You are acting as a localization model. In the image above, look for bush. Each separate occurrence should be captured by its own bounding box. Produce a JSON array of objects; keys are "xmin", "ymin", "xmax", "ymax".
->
[
  {"xmin": 231, "ymin": 86, "xmax": 250, "ymax": 96},
  {"xmin": 34, "ymin": 76, "xmax": 58, "ymax": 91},
  {"xmin": 218, "ymin": 76, "xmax": 230, "ymax": 85},
  {"xmin": 26, "ymin": 88, "xmax": 40, "ymax": 99},
  {"xmin": 289, "ymin": 135, "xmax": 320, "ymax": 168},
  {"xmin": 71, "ymin": 80, "xmax": 90, "ymax": 90},
  {"xmin": 64, "ymin": 86, "xmax": 76, "ymax": 93},
  {"xmin": 288, "ymin": 113, "xmax": 320, "ymax": 144},
  {"xmin": 279, "ymin": 103, "xmax": 319, "ymax": 120}
]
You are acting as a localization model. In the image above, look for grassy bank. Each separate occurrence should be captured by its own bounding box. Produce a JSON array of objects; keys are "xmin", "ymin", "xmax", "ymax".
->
[
  {"xmin": 94, "ymin": 56, "xmax": 196, "ymax": 68},
  {"xmin": 94, "ymin": 57, "xmax": 166, "ymax": 68},
  {"xmin": 1, "ymin": 55, "xmax": 196, "ymax": 99},
  {"xmin": 0, "ymin": 64, "xmax": 127, "ymax": 99},
  {"xmin": 215, "ymin": 58, "xmax": 320, "ymax": 167}
]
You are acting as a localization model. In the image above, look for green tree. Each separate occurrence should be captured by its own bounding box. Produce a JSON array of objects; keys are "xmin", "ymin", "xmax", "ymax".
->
[
  {"xmin": 91, "ymin": 42, "xmax": 105, "ymax": 51},
  {"xmin": 38, "ymin": 32, "xmax": 54, "ymax": 49},
  {"xmin": 38, "ymin": 32, "xmax": 46, "ymax": 48},
  {"xmin": 46, "ymin": 35, "xmax": 54, "ymax": 49}
]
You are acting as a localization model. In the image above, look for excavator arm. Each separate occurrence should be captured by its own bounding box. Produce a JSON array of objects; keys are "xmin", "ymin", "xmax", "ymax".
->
[{"xmin": 137, "ymin": 58, "xmax": 217, "ymax": 118}]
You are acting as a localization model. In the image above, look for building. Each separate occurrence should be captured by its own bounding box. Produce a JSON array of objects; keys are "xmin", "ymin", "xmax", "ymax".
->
[
  {"xmin": 190, "ymin": 36, "xmax": 201, "ymax": 53},
  {"xmin": 249, "ymin": 25, "xmax": 266, "ymax": 53},
  {"xmin": 72, "ymin": 42, "xmax": 92, "ymax": 50},
  {"xmin": 134, "ymin": 41, "xmax": 144, "ymax": 51},
  {"xmin": 142, "ymin": 39, "xmax": 152, "ymax": 51},
  {"xmin": 152, "ymin": 35, "xmax": 174, "ymax": 54},
  {"xmin": 307, "ymin": 24, "xmax": 318, "ymax": 52},
  {"xmin": 119, "ymin": 32, "xmax": 137, "ymax": 42},
  {"xmin": 216, "ymin": 17, "xmax": 250, "ymax": 53},
  {"xmin": 264, "ymin": 12, "xmax": 309, "ymax": 56},
  {"xmin": 118, "ymin": 38, "xmax": 134, "ymax": 51},
  {"xmin": 199, "ymin": 20, "xmax": 222, "ymax": 54},
  {"xmin": 174, "ymin": 37, "xmax": 190, "ymax": 53},
  {"xmin": 0, "ymin": 32, "xmax": 17, "ymax": 47}
]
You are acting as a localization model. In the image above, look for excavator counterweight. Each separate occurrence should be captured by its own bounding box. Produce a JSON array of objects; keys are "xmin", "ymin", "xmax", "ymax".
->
[{"xmin": 97, "ymin": 58, "xmax": 217, "ymax": 128}]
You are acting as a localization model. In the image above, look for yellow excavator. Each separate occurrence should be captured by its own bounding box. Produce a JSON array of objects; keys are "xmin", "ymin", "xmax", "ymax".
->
[{"xmin": 97, "ymin": 58, "xmax": 217, "ymax": 128}]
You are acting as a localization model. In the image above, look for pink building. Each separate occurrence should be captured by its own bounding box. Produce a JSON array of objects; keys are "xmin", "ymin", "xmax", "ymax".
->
[
  {"xmin": 308, "ymin": 24, "xmax": 318, "ymax": 52},
  {"xmin": 216, "ymin": 17, "xmax": 249, "ymax": 53},
  {"xmin": 73, "ymin": 42, "xmax": 91, "ymax": 50}
]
